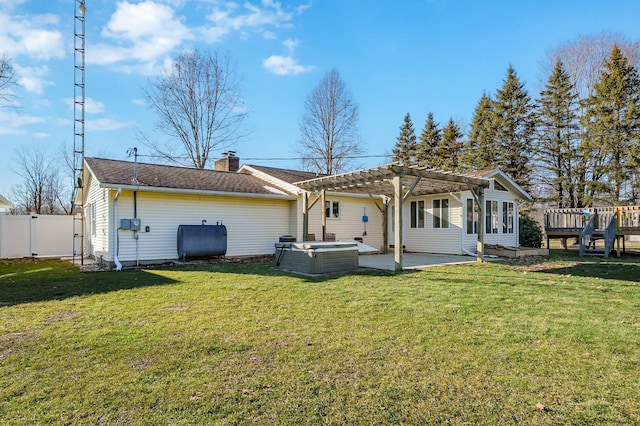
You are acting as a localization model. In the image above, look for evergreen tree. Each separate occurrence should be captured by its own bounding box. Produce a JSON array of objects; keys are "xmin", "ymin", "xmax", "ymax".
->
[
  {"xmin": 416, "ymin": 112, "xmax": 440, "ymax": 167},
  {"xmin": 582, "ymin": 45, "xmax": 640, "ymax": 204},
  {"xmin": 493, "ymin": 65, "xmax": 536, "ymax": 192},
  {"xmin": 392, "ymin": 113, "xmax": 417, "ymax": 165},
  {"xmin": 461, "ymin": 93, "xmax": 498, "ymax": 171},
  {"xmin": 437, "ymin": 118, "xmax": 464, "ymax": 171},
  {"xmin": 537, "ymin": 58, "xmax": 581, "ymax": 208}
]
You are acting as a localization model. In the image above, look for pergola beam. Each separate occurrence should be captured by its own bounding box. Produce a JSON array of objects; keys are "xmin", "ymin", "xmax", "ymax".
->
[{"xmin": 294, "ymin": 163, "xmax": 491, "ymax": 270}]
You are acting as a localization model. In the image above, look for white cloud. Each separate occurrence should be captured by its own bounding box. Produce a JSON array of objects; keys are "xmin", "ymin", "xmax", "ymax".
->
[
  {"xmin": 63, "ymin": 97, "xmax": 106, "ymax": 114},
  {"xmin": 85, "ymin": 98, "xmax": 106, "ymax": 114},
  {"xmin": 33, "ymin": 132, "xmax": 49, "ymax": 139},
  {"xmin": 0, "ymin": 0, "xmax": 29, "ymax": 12},
  {"xmin": 86, "ymin": 118, "xmax": 132, "ymax": 132},
  {"xmin": 283, "ymin": 38, "xmax": 299, "ymax": 54},
  {"xmin": 0, "ymin": 110, "xmax": 45, "ymax": 136},
  {"xmin": 88, "ymin": 1, "xmax": 192, "ymax": 69},
  {"xmin": 200, "ymin": 0, "xmax": 296, "ymax": 43},
  {"xmin": 0, "ymin": 13, "xmax": 64, "ymax": 60},
  {"xmin": 263, "ymin": 37, "xmax": 313, "ymax": 76},
  {"xmin": 263, "ymin": 55, "xmax": 313, "ymax": 76},
  {"xmin": 132, "ymin": 99, "xmax": 146, "ymax": 106},
  {"xmin": 15, "ymin": 64, "xmax": 52, "ymax": 94}
]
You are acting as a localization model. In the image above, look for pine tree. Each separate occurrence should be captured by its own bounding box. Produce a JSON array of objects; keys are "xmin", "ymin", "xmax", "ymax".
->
[
  {"xmin": 416, "ymin": 112, "xmax": 440, "ymax": 167},
  {"xmin": 493, "ymin": 65, "xmax": 536, "ymax": 192},
  {"xmin": 461, "ymin": 93, "xmax": 498, "ymax": 171},
  {"xmin": 537, "ymin": 58, "xmax": 581, "ymax": 208},
  {"xmin": 582, "ymin": 45, "xmax": 640, "ymax": 204},
  {"xmin": 392, "ymin": 113, "xmax": 417, "ymax": 165},
  {"xmin": 437, "ymin": 118, "xmax": 464, "ymax": 171}
]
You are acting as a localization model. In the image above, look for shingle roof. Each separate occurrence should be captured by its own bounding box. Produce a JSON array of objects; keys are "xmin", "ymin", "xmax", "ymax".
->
[
  {"xmin": 244, "ymin": 164, "xmax": 323, "ymax": 184},
  {"xmin": 85, "ymin": 157, "xmax": 290, "ymax": 196}
]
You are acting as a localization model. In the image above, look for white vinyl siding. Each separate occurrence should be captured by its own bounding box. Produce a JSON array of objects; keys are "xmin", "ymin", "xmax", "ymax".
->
[
  {"xmin": 403, "ymin": 195, "xmax": 462, "ymax": 255},
  {"xmin": 112, "ymin": 192, "xmax": 291, "ymax": 262},
  {"xmin": 84, "ymin": 174, "xmax": 110, "ymax": 260},
  {"xmin": 301, "ymin": 194, "xmax": 384, "ymax": 250}
]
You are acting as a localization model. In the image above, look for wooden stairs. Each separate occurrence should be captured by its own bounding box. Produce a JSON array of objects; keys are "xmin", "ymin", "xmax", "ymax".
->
[
  {"xmin": 579, "ymin": 213, "xmax": 617, "ymax": 258},
  {"xmin": 545, "ymin": 206, "xmax": 640, "ymax": 258}
]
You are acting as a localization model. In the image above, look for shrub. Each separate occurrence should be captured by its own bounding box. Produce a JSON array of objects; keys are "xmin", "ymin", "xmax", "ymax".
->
[{"xmin": 519, "ymin": 214, "xmax": 542, "ymax": 248}]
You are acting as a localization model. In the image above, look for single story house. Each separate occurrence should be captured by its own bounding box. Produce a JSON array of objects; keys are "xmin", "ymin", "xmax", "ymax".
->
[{"xmin": 79, "ymin": 154, "xmax": 531, "ymax": 270}]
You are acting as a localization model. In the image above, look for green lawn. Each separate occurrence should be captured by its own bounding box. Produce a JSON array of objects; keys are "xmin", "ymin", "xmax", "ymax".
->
[{"xmin": 1, "ymin": 253, "xmax": 639, "ymax": 425}]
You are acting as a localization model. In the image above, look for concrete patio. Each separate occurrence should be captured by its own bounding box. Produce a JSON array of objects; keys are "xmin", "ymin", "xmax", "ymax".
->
[{"xmin": 358, "ymin": 252, "xmax": 480, "ymax": 271}]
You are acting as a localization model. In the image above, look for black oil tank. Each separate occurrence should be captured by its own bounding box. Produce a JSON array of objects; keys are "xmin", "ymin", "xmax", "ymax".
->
[{"xmin": 177, "ymin": 224, "xmax": 227, "ymax": 259}]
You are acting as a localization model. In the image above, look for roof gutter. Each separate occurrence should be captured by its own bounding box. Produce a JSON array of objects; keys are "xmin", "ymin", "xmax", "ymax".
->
[{"xmin": 97, "ymin": 184, "xmax": 296, "ymax": 200}]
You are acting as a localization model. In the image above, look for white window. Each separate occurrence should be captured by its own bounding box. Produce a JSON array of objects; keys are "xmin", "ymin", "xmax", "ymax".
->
[
  {"xmin": 485, "ymin": 200, "xmax": 499, "ymax": 234},
  {"xmin": 433, "ymin": 198, "xmax": 449, "ymax": 229},
  {"xmin": 466, "ymin": 199, "xmax": 478, "ymax": 235},
  {"xmin": 325, "ymin": 200, "xmax": 340, "ymax": 219},
  {"xmin": 503, "ymin": 201, "xmax": 514, "ymax": 234},
  {"xmin": 410, "ymin": 200, "xmax": 425, "ymax": 228}
]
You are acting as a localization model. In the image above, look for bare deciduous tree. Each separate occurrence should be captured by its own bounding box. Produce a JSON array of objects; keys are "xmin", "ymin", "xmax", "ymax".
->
[
  {"xmin": 298, "ymin": 68, "xmax": 362, "ymax": 175},
  {"xmin": 542, "ymin": 31, "xmax": 640, "ymax": 98},
  {"xmin": 0, "ymin": 53, "xmax": 17, "ymax": 106},
  {"xmin": 142, "ymin": 49, "xmax": 247, "ymax": 169},
  {"xmin": 11, "ymin": 145, "xmax": 71, "ymax": 215}
]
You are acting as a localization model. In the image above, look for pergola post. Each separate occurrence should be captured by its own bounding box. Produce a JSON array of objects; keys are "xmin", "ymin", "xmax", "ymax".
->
[
  {"xmin": 476, "ymin": 188, "xmax": 485, "ymax": 263},
  {"xmin": 393, "ymin": 175, "xmax": 403, "ymax": 271},
  {"xmin": 321, "ymin": 190, "xmax": 327, "ymax": 241},
  {"xmin": 382, "ymin": 198, "xmax": 389, "ymax": 254},
  {"xmin": 302, "ymin": 192, "xmax": 309, "ymax": 241}
]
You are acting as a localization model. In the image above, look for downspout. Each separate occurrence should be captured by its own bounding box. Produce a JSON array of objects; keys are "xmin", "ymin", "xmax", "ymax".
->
[
  {"xmin": 134, "ymin": 190, "xmax": 139, "ymax": 267},
  {"xmin": 113, "ymin": 188, "xmax": 122, "ymax": 271}
]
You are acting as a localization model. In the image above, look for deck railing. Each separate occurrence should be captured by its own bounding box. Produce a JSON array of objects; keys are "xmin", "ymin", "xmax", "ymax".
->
[
  {"xmin": 545, "ymin": 206, "xmax": 640, "ymax": 231},
  {"xmin": 617, "ymin": 206, "xmax": 640, "ymax": 228},
  {"xmin": 545, "ymin": 208, "xmax": 590, "ymax": 230}
]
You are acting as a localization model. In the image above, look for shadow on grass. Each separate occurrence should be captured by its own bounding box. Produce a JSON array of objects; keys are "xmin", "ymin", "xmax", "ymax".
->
[
  {"xmin": 0, "ymin": 259, "xmax": 178, "ymax": 307},
  {"xmin": 507, "ymin": 249, "xmax": 640, "ymax": 282},
  {"xmin": 537, "ymin": 262, "xmax": 640, "ymax": 282},
  {"xmin": 0, "ymin": 258, "xmax": 400, "ymax": 307},
  {"xmin": 150, "ymin": 260, "xmax": 399, "ymax": 284}
]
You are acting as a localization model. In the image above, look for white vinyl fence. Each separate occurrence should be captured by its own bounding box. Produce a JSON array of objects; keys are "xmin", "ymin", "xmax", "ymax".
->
[{"xmin": 0, "ymin": 214, "xmax": 80, "ymax": 259}]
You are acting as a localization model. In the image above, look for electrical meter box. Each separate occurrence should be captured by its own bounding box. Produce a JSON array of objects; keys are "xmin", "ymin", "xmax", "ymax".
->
[{"xmin": 121, "ymin": 218, "xmax": 142, "ymax": 231}]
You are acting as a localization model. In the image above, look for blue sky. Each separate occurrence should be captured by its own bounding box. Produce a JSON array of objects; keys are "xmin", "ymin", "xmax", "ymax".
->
[{"xmin": 2, "ymin": 0, "xmax": 640, "ymax": 197}]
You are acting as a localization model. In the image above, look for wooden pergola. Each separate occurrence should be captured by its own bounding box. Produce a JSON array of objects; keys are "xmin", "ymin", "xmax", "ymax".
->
[{"xmin": 294, "ymin": 163, "xmax": 491, "ymax": 271}]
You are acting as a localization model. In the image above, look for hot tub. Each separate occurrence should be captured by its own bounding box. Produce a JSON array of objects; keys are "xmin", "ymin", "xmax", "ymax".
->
[{"xmin": 275, "ymin": 241, "xmax": 359, "ymax": 274}]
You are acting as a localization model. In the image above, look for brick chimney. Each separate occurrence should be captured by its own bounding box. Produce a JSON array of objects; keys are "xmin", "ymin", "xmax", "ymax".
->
[{"xmin": 214, "ymin": 151, "xmax": 239, "ymax": 172}]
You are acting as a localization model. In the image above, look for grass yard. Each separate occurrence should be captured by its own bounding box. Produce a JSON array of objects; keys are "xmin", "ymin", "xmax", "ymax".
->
[{"xmin": 1, "ymin": 253, "xmax": 639, "ymax": 425}]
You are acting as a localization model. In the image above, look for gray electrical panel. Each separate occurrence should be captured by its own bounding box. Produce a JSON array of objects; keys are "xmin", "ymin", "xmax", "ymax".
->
[{"xmin": 121, "ymin": 218, "xmax": 142, "ymax": 231}]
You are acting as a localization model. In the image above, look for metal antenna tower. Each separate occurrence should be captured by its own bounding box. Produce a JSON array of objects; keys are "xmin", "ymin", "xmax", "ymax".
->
[{"xmin": 73, "ymin": 0, "xmax": 86, "ymax": 265}]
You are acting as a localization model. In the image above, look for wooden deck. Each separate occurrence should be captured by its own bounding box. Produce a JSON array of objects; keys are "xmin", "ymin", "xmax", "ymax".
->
[{"xmin": 544, "ymin": 206, "xmax": 640, "ymax": 257}]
